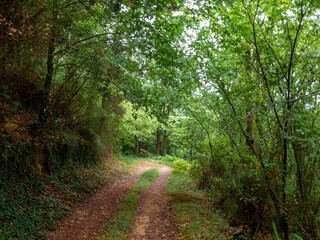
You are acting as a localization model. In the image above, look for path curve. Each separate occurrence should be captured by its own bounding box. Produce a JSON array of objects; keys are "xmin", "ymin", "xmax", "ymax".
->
[
  {"xmin": 129, "ymin": 163, "xmax": 179, "ymax": 240},
  {"xmin": 47, "ymin": 163, "xmax": 153, "ymax": 240}
]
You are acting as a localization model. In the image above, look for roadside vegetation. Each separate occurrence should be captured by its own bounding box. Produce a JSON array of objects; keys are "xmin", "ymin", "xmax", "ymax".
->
[
  {"xmin": 0, "ymin": 157, "xmax": 133, "ymax": 239},
  {"xmin": 159, "ymin": 156, "xmax": 230, "ymax": 240}
]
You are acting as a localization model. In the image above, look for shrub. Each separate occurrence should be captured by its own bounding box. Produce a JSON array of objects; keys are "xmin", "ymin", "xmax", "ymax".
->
[{"xmin": 173, "ymin": 159, "xmax": 191, "ymax": 173}]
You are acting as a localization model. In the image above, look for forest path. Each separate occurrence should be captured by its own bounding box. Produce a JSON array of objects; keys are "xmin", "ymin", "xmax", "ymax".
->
[
  {"xmin": 47, "ymin": 162, "xmax": 153, "ymax": 240},
  {"xmin": 46, "ymin": 161, "xmax": 179, "ymax": 240},
  {"xmin": 129, "ymin": 163, "xmax": 179, "ymax": 240}
]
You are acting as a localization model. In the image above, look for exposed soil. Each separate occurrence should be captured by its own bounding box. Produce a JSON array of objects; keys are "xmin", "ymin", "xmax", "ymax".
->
[
  {"xmin": 46, "ymin": 162, "xmax": 153, "ymax": 240},
  {"xmin": 129, "ymin": 163, "xmax": 180, "ymax": 240}
]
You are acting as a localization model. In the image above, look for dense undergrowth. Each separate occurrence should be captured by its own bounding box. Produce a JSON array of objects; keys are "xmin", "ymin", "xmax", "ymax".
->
[
  {"xmin": 154, "ymin": 154, "xmax": 316, "ymax": 240},
  {"xmin": 0, "ymin": 157, "xmax": 132, "ymax": 239}
]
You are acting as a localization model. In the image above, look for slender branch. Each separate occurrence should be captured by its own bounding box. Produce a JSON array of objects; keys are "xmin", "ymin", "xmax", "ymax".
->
[
  {"xmin": 218, "ymin": 89, "xmax": 320, "ymax": 137},
  {"xmin": 244, "ymin": 1, "xmax": 283, "ymax": 130},
  {"xmin": 55, "ymin": 33, "xmax": 113, "ymax": 55}
]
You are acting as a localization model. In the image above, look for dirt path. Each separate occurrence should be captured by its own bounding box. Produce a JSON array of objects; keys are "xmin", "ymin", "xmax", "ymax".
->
[
  {"xmin": 46, "ymin": 163, "xmax": 153, "ymax": 240},
  {"xmin": 129, "ymin": 163, "xmax": 179, "ymax": 240}
]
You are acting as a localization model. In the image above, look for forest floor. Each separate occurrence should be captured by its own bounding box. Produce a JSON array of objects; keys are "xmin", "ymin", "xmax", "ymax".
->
[{"xmin": 46, "ymin": 161, "xmax": 179, "ymax": 240}]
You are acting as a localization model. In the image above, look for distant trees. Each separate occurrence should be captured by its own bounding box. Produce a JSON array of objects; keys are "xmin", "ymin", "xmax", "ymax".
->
[{"xmin": 120, "ymin": 101, "xmax": 158, "ymax": 155}]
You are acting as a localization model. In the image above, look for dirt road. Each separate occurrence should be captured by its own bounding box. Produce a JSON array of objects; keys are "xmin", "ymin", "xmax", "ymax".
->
[
  {"xmin": 47, "ymin": 162, "xmax": 178, "ymax": 240},
  {"xmin": 130, "ymin": 163, "xmax": 178, "ymax": 240}
]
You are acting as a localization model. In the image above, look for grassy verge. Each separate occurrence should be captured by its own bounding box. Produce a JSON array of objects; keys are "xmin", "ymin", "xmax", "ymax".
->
[
  {"xmin": 166, "ymin": 171, "xmax": 231, "ymax": 239},
  {"xmin": 98, "ymin": 168, "xmax": 159, "ymax": 240},
  {"xmin": 0, "ymin": 156, "xmax": 136, "ymax": 239}
]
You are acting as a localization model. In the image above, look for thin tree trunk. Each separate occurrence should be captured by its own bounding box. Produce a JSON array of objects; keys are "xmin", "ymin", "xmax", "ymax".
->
[
  {"xmin": 187, "ymin": 107, "xmax": 216, "ymax": 172},
  {"xmin": 156, "ymin": 129, "xmax": 161, "ymax": 155},
  {"xmin": 281, "ymin": 102, "xmax": 290, "ymax": 240},
  {"xmin": 135, "ymin": 136, "xmax": 139, "ymax": 156},
  {"xmin": 161, "ymin": 130, "xmax": 167, "ymax": 156},
  {"xmin": 38, "ymin": 9, "xmax": 56, "ymax": 125},
  {"xmin": 246, "ymin": 115, "xmax": 254, "ymax": 147},
  {"xmin": 245, "ymin": 48, "xmax": 254, "ymax": 148}
]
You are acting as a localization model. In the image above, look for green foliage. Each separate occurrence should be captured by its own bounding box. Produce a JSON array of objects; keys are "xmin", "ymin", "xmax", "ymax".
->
[
  {"xmin": 120, "ymin": 101, "xmax": 158, "ymax": 140},
  {"xmin": 152, "ymin": 154, "xmax": 178, "ymax": 164},
  {"xmin": 99, "ymin": 169, "xmax": 159, "ymax": 240},
  {"xmin": 0, "ymin": 166, "xmax": 109, "ymax": 239},
  {"xmin": 176, "ymin": 1, "xmax": 320, "ymax": 238},
  {"xmin": 172, "ymin": 159, "xmax": 191, "ymax": 173},
  {"xmin": 151, "ymin": 155, "xmax": 191, "ymax": 173},
  {"xmin": 120, "ymin": 101, "xmax": 158, "ymax": 154},
  {"xmin": 0, "ymin": 136, "xmax": 33, "ymax": 181}
]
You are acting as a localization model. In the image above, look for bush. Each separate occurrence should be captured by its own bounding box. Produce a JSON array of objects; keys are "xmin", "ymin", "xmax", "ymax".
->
[
  {"xmin": 173, "ymin": 159, "xmax": 190, "ymax": 173},
  {"xmin": 151, "ymin": 155, "xmax": 191, "ymax": 173}
]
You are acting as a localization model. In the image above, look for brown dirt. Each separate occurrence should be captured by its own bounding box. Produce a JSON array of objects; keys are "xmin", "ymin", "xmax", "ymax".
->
[
  {"xmin": 46, "ymin": 162, "xmax": 153, "ymax": 240},
  {"xmin": 129, "ymin": 163, "xmax": 180, "ymax": 240}
]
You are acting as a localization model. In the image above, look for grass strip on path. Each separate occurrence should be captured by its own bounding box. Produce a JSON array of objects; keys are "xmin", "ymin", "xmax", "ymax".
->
[
  {"xmin": 166, "ymin": 171, "xmax": 231, "ymax": 240},
  {"xmin": 97, "ymin": 168, "xmax": 159, "ymax": 240}
]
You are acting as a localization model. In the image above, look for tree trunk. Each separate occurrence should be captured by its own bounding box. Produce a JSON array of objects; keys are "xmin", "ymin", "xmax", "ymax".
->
[
  {"xmin": 161, "ymin": 130, "xmax": 167, "ymax": 156},
  {"xmin": 245, "ymin": 48, "xmax": 255, "ymax": 148},
  {"xmin": 246, "ymin": 115, "xmax": 254, "ymax": 147},
  {"xmin": 281, "ymin": 136, "xmax": 289, "ymax": 240},
  {"xmin": 281, "ymin": 111, "xmax": 290, "ymax": 240},
  {"xmin": 156, "ymin": 129, "xmax": 161, "ymax": 155},
  {"xmin": 135, "ymin": 136, "xmax": 139, "ymax": 156},
  {"xmin": 38, "ymin": 9, "xmax": 56, "ymax": 126}
]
